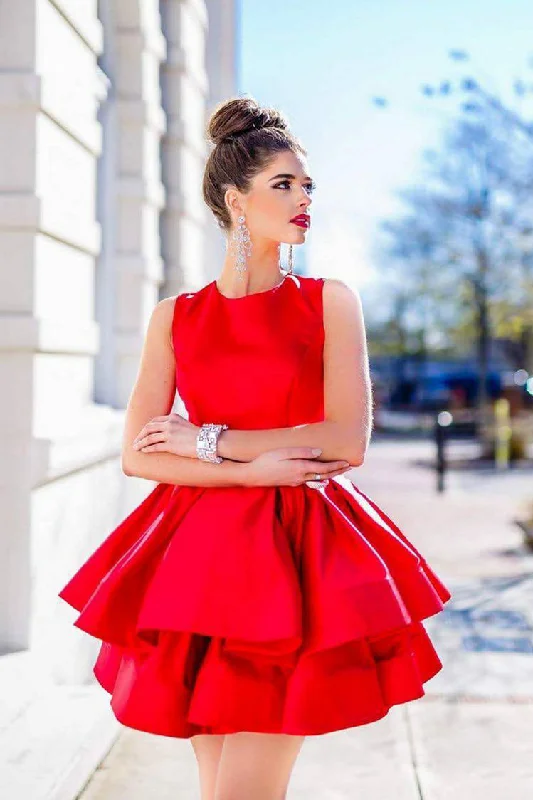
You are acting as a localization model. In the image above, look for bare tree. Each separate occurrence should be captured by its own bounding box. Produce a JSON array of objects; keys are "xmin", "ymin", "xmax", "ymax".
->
[{"xmin": 377, "ymin": 100, "xmax": 533, "ymax": 418}]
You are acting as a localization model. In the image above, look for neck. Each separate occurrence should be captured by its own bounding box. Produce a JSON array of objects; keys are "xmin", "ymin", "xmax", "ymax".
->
[{"xmin": 218, "ymin": 240, "xmax": 285, "ymax": 296}]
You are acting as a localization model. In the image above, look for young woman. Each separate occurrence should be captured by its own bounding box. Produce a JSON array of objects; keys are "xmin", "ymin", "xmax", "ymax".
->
[{"xmin": 59, "ymin": 96, "xmax": 451, "ymax": 800}]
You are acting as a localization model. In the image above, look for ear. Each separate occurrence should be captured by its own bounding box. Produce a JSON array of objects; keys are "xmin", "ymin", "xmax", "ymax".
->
[{"xmin": 224, "ymin": 187, "xmax": 243, "ymax": 219}]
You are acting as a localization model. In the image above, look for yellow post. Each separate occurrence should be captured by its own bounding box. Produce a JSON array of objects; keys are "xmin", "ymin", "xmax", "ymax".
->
[{"xmin": 494, "ymin": 397, "xmax": 511, "ymax": 469}]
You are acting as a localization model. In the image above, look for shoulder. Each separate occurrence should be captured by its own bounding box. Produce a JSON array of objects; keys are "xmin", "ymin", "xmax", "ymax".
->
[
  {"xmin": 322, "ymin": 277, "xmax": 361, "ymax": 302},
  {"xmin": 295, "ymin": 274, "xmax": 362, "ymax": 313},
  {"xmin": 150, "ymin": 295, "xmax": 179, "ymax": 327},
  {"xmin": 321, "ymin": 278, "xmax": 365, "ymax": 337},
  {"xmin": 146, "ymin": 296, "xmax": 182, "ymax": 354},
  {"xmin": 153, "ymin": 284, "xmax": 206, "ymax": 323},
  {"xmin": 300, "ymin": 274, "xmax": 360, "ymax": 298},
  {"xmin": 146, "ymin": 295, "xmax": 174, "ymax": 320},
  {"xmin": 322, "ymin": 277, "xmax": 363, "ymax": 313}
]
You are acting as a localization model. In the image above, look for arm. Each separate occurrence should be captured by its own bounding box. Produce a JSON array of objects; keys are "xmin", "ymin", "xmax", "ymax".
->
[
  {"xmin": 121, "ymin": 296, "xmax": 247, "ymax": 487},
  {"xmin": 216, "ymin": 278, "xmax": 373, "ymax": 466}
]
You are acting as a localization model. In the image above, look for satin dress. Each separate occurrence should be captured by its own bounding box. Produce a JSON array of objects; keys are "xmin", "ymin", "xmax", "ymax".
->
[{"xmin": 58, "ymin": 273, "xmax": 451, "ymax": 738}]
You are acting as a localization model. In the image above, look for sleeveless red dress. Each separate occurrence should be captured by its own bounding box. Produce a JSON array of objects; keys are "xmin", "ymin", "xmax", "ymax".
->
[{"xmin": 58, "ymin": 273, "xmax": 451, "ymax": 738}]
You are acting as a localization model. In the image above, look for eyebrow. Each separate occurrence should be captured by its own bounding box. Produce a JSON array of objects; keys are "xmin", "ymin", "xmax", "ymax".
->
[{"xmin": 268, "ymin": 173, "xmax": 314, "ymax": 182}]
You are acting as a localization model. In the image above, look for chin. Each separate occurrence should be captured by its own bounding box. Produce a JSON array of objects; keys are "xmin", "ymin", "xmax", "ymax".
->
[{"xmin": 288, "ymin": 227, "xmax": 308, "ymax": 242}]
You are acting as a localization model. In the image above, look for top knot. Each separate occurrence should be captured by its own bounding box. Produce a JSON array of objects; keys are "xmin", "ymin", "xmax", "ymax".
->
[
  {"xmin": 220, "ymin": 119, "xmax": 262, "ymax": 144},
  {"xmin": 206, "ymin": 96, "xmax": 291, "ymax": 146}
]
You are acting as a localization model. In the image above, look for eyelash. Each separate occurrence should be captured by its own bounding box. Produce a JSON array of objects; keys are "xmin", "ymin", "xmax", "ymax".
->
[{"xmin": 274, "ymin": 180, "xmax": 316, "ymax": 194}]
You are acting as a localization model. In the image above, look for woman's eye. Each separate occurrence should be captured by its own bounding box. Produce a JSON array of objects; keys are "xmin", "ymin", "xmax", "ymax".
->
[{"xmin": 274, "ymin": 181, "xmax": 316, "ymax": 193}]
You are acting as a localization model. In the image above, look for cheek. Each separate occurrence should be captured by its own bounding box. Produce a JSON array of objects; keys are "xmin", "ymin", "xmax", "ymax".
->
[
  {"xmin": 246, "ymin": 192, "xmax": 290, "ymax": 239},
  {"xmin": 257, "ymin": 193, "xmax": 289, "ymax": 228}
]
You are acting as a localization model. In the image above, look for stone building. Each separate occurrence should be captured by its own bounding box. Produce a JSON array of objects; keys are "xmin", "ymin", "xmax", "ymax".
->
[{"xmin": 0, "ymin": 1, "xmax": 237, "ymax": 795}]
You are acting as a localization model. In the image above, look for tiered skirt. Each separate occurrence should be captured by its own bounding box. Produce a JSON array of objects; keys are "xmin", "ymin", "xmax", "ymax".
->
[{"xmin": 58, "ymin": 474, "xmax": 451, "ymax": 738}]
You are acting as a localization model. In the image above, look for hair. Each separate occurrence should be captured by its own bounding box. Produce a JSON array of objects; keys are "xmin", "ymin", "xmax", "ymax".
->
[{"xmin": 202, "ymin": 95, "xmax": 306, "ymax": 233}]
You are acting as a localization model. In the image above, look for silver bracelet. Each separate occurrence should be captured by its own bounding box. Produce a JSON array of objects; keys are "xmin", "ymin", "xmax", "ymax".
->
[{"xmin": 196, "ymin": 423, "xmax": 228, "ymax": 464}]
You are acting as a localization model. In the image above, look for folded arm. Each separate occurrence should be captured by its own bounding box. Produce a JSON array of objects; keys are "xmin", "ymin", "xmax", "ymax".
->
[
  {"xmin": 217, "ymin": 278, "xmax": 373, "ymax": 466},
  {"xmin": 121, "ymin": 297, "xmax": 247, "ymax": 487},
  {"xmin": 121, "ymin": 280, "xmax": 373, "ymax": 482}
]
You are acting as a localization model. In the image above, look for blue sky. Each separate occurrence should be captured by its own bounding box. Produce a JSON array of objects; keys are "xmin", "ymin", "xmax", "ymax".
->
[{"xmin": 240, "ymin": 0, "xmax": 533, "ymax": 307}]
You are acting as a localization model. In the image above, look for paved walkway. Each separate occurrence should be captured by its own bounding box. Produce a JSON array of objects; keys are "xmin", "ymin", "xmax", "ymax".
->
[{"xmin": 78, "ymin": 438, "xmax": 533, "ymax": 799}]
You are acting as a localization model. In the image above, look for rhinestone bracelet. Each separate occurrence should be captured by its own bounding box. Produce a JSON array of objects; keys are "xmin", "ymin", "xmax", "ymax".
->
[{"xmin": 196, "ymin": 422, "xmax": 228, "ymax": 464}]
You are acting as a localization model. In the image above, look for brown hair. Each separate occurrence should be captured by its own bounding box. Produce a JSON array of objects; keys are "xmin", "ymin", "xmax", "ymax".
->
[{"xmin": 202, "ymin": 95, "xmax": 306, "ymax": 233}]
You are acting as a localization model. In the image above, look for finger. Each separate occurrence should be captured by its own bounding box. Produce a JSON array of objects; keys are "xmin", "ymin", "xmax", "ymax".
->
[
  {"xmin": 133, "ymin": 425, "xmax": 155, "ymax": 442},
  {"xmin": 133, "ymin": 429, "xmax": 146, "ymax": 443},
  {"xmin": 325, "ymin": 461, "xmax": 352, "ymax": 473},
  {"xmin": 139, "ymin": 435, "xmax": 167, "ymax": 450},
  {"xmin": 304, "ymin": 463, "xmax": 350, "ymax": 484},
  {"xmin": 280, "ymin": 447, "xmax": 323, "ymax": 460},
  {"xmin": 326, "ymin": 465, "xmax": 352, "ymax": 477},
  {"xmin": 139, "ymin": 443, "xmax": 165, "ymax": 452},
  {"xmin": 302, "ymin": 459, "xmax": 349, "ymax": 473},
  {"xmin": 134, "ymin": 422, "xmax": 164, "ymax": 443},
  {"xmin": 133, "ymin": 433, "xmax": 166, "ymax": 450}
]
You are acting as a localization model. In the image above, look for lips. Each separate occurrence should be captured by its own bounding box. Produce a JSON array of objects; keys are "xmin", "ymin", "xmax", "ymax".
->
[{"xmin": 290, "ymin": 214, "xmax": 310, "ymax": 228}]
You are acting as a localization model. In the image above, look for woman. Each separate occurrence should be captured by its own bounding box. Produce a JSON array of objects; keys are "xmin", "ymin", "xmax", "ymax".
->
[{"xmin": 59, "ymin": 96, "xmax": 451, "ymax": 800}]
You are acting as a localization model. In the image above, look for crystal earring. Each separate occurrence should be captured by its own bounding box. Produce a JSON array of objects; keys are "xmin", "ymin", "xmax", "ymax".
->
[
  {"xmin": 277, "ymin": 244, "xmax": 293, "ymax": 275},
  {"xmin": 231, "ymin": 214, "xmax": 252, "ymax": 275}
]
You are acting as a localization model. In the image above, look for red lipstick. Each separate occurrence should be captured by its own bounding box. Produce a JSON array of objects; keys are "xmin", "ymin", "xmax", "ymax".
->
[{"xmin": 290, "ymin": 214, "xmax": 310, "ymax": 229}]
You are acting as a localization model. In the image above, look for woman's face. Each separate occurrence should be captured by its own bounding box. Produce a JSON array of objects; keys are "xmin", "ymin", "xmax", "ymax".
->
[{"xmin": 225, "ymin": 149, "xmax": 315, "ymax": 246}]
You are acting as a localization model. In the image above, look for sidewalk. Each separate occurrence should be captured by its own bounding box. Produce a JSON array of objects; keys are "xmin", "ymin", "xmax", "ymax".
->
[
  {"xmin": 62, "ymin": 441, "xmax": 533, "ymax": 798},
  {"xmin": 366, "ymin": 439, "xmax": 533, "ymax": 702}
]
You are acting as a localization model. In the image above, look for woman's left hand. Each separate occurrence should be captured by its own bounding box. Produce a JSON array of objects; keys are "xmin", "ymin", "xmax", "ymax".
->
[{"xmin": 132, "ymin": 413, "xmax": 199, "ymax": 458}]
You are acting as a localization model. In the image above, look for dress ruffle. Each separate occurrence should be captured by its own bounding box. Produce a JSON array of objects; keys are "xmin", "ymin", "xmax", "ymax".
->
[{"xmin": 58, "ymin": 475, "xmax": 451, "ymax": 738}]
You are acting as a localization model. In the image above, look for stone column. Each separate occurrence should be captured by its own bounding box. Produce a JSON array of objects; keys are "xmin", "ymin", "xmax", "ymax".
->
[
  {"xmin": 159, "ymin": 0, "xmax": 210, "ymax": 298},
  {"xmin": 105, "ymin": 0, "xmax": 167, "ymax": 408},
  {"xmin": 0, "ymin": 1, "xmax": 105, "ymax": 654},
  {"xmin": 204, "ymin": 0, "xmax": 239, "ymax": 282}
]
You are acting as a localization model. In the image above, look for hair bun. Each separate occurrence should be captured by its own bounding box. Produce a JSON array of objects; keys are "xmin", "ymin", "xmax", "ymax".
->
[{"xmin": 206, "ymin": 95, "xmax": 290, "ymax": 145}]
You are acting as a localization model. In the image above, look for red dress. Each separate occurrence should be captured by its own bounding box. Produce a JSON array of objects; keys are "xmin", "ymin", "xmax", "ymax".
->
[{"xmin": 58, "ymin": 273, "xmax": 451, "ymax": 738}]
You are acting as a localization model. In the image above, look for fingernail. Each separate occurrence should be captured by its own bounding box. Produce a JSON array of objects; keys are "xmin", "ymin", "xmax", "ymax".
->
[{"xmin": 312, "ymin": 448, "xmax": 322, "ymax": 455}]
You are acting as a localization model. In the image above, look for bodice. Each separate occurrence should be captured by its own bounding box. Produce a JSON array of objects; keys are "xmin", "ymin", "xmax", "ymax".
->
[{"xmin": 171, "ymin": 274, "xmax": 325, "ymax": 429}]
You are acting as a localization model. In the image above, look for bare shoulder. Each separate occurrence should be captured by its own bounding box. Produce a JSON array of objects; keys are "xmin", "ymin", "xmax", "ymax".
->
[
  {"xmin": 153, "ymin": 294, "xmax": 179, "ymax": 320},
  {"xmin": 322, "ymin": 277, "xmax": 364, "ymax": 320},
  {"xmin": 146, "ymin": 295, "xmax": 180, "ymax": 352}
]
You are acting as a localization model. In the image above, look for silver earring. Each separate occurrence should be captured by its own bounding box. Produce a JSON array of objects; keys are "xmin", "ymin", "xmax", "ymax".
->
[
  {"xmin": 231, "ymin": 214, "xmax": 252, "ymax": 274},
  {"xmin": 277, "ymin": 244, "xmax": 293, "ymax": 274}
]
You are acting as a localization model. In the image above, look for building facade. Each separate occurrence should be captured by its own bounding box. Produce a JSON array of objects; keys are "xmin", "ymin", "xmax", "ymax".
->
[{"xmin": 0, "ymin": 1, "xmax": 237, "ymax": 792}]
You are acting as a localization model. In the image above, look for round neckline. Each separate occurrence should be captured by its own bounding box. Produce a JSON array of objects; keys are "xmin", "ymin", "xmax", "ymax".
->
[{"xmin": 213, "ymin": 272, "xmax": 291, "ymax": 301}]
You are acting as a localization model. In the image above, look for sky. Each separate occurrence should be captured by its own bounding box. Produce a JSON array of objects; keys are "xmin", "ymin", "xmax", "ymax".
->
[{"xmin": 240, "ymin": 0, "xmax": 533, "ymax": 312}]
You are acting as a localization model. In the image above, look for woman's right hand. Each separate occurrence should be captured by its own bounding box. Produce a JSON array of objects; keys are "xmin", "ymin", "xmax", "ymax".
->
[{"xmin": 241, "ymin": 447, "xmax": 352, "ymax": 488}]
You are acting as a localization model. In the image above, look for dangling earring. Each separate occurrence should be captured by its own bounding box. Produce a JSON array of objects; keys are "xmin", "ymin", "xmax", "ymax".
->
[
  {"xmin": 279, "ymin": 244, "xmax": 294, "ymax": 275},
  {"xmin": 230, "ymin": 214, "xmax": 252, "ymax": 275}
]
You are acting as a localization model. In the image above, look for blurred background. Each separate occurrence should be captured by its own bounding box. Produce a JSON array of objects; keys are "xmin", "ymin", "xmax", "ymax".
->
[{"xmin": 1, "ymin": 1, "xmax": 533, "ymax": 798}]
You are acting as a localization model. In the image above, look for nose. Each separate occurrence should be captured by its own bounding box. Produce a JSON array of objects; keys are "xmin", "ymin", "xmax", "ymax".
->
[{"xmin": 300, "ymin": 192, "xmax": 312, "ymax": 210}]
